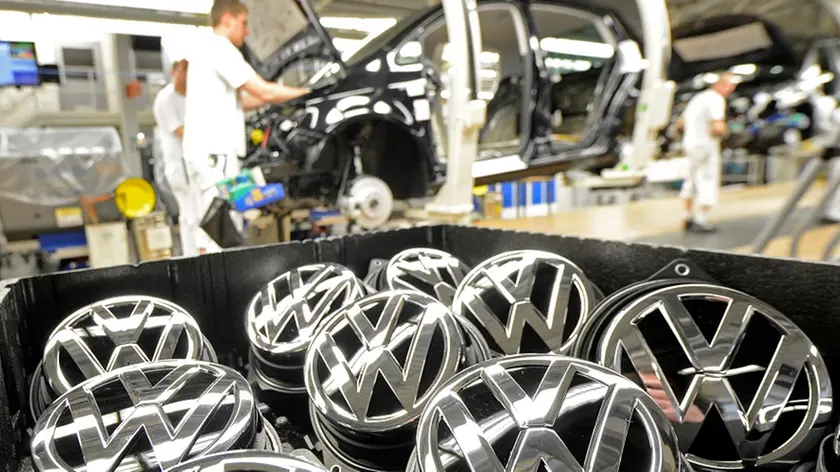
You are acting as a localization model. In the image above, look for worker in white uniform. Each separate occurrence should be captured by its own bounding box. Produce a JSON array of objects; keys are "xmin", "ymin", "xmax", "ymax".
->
[
  {"xmin": 678, "ymin": 72, "xmax": 738, "ymax": 233},
  {"xmin": 182, "ymin": 0, "xmax": 309, "ymax": 254},
  {"xmin": 153, "ymin": 59, "xmax": 197, "ymax": 256}
]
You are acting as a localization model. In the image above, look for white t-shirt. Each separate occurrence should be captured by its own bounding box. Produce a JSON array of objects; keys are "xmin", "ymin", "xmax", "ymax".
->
[
  {"xmin": 153, "ymin": 83, "xmax": 188, "ymax": 191},
  {"xmin": 682, "ymin": 88, "xmax": 727, "ymax": 150},
  {"xmin": 183, "ymin": 32, "xmax": 257, "ymax": 161}
]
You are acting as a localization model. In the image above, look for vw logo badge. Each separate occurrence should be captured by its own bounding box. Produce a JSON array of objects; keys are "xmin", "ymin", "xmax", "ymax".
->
[
  {"xmin": 452, "ymin": 250, "xmax": 599, "ymax": 356},
  {"xmin": 412, "ymin": 354, "xmax": 684, "ymax": 472},
  {"xmin": 32, "ymin": 361, "xmax": 258, "ymax": 471},
  {"xmin": 163, "ymin": 451, "xmax": 328, "ymax": 472},
  {"xmin": 595, "ymin": 284, "xmax": 833, "ymax": 470},
  {"xmin": 305, "ymin": 290, "xmax": 467, "ymax": 434},
  {"xmin": 384, "ymin": 248, "xmax": 470, "ymax": 305},
  {"xmin": 247, "ymin": 264, "xmax": 365, "ymax": 393},
  {"xmin": 815, "ymin": 424, "xmax": 840, "ymax": 472},
  {"xmin": 39, "ymin": 296, "xmax": 215, "ymax": 400}
]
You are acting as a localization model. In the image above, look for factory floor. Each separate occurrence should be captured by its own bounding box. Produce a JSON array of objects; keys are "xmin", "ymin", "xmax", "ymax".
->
[{"xmin": 474, "ymin": 181, "xmax": 838, "ymax": 261}]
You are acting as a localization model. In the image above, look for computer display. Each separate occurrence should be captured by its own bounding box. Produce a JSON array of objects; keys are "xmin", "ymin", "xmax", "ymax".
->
[{"xmin": 0, "ymin": 41, "xmax": 40, "ymax": 87}]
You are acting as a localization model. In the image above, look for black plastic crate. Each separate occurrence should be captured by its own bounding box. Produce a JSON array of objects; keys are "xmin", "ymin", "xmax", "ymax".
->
[{"xmin": 1, "ymin": 224, "xmax": 839, "ymax": 470}]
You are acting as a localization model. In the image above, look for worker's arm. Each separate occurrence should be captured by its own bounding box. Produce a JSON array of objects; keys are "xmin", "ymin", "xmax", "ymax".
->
[
  {"xmin": 710, "ymin": 119, "xmax": 728, "ymax": 137},
  {"xmin": 214, "ymin": 38, "xmax": 310, "ymax": 109},
  {"xmin": 240, "ymin": 92, "xmax": 264, "ymax": 112},
  {"xmin": 240, "ymin": 77, "xmax": 310, "ymax": 107},
  {"xmin": 709, "ymin": 94, "xmax": 728, "ymax": 137}
]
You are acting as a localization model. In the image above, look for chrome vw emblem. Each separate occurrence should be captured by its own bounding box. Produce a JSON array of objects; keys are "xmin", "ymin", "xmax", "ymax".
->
[
  {"xmin": 305, "ymin": 290, "xmax": 466, "ymax": 432},
  {"xmin": 384, "ymin": 248, "xmax": 470, "ymax": 305},
  {"xmin": 42, "ymin": 296, "xmax": 212, "ymax": 396},
  {"xmin": 247, "ymin": 264, "xmax": 365, "ymax": 357},
  {"xmin": 595, "ymin": 284, "xmax": 833, "ymax": 470},
  {"xmin": 452, "ymin": 250, "xmax": 599, "ymax": 356},
  {"xmin": 413, "ymin": 355, "xmax": 682, "ymax": 472},
  {"xmin": 32, "ymin": 361, "xmax": 257, "ymax": 472},
  {"xmin": 164, "ymin": 451, "xmax": 328, "ymax": 472}
]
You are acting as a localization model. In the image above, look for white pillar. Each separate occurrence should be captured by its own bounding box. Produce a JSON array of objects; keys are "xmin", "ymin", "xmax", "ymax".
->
[
  {"xmin": 627, "ymin": 0, "xmax": 673, "ymax": 172},
  {"xmin": 426, "ymin": 0, "xmax": 486, "ymax": 222}
]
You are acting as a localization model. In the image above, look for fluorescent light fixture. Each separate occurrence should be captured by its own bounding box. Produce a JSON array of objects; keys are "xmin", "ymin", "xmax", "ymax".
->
[
  {"xmin": 545, "ymin": 57, "xmax": 592, "ymax": 72},
  {"xmin": 703, "ymin": 73, "xmax": 720, "ymax": 84},
  {"xmin": 32, "ymin": 13, "xmax": 208, "ymax": 38},
  {"xmin": 540, "ymin": 38, "xmax": 614, "ymax": 59},
  {"xmin": 480, "ymin": 51, "xmax": 499, "ymax": 63},
  {"xmin": 478, "ymin": 91, "xmax": 495, "ymax": 101},
  {"xmin": 55, "ymin": 0, "xmax": 212, "ymax": 14},
  {"xmin": 770, "ymin": 65, "xmax": 784, "ymax": 75},
  {"xmin": 320, "ymin": 17, "xmax": 397, "ymax": 34},
  {"xmin": 730, "ymin": 63, "xmax": 757, "ymax": 75},
  {"xmin": 479, "ymin": 69, "xmax": 498, "ymax": 79}
]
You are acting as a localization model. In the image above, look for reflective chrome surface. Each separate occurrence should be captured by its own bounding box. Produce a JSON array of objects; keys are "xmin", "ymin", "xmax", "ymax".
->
[
  {"xmin": 32, "ymin": 361, "xmax": 257, "ymax": 472},
  {"xmin": 163, "ymin": 451, "xmax": 328, "ymax": 472},
  {"xmin": 248, "ymin": 264, "xmax": 365, "ymax": 358},
  {"xmin": 452, "ymin": 250, "xmax": 599, "ymax": 356},
  {"xmin": 413, "ymin": 354, "xmax": 682, "ymax": 472},
  {"xmin": 384, "ymin": 249, "xmax": 470, "ymax": 305},
  {"xmin": 814, "ymin": 424, "xmax": 839, "ymax": 472},
  {"xmin": 596, "ymin": 284, "xmax": 833, "ymax": 470},
  {"xmin": 305, "ymin": 290, "xmax": 467, "ymax": 433},
  {"xmin": 41, "ymin": 296, "xmax": 212, "ymax": 397}
]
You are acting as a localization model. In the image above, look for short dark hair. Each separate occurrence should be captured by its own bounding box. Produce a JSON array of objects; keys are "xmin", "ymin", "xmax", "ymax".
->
[{"xmin": 210, "ymin": 0, "xmax": 247, "ymax": 27}]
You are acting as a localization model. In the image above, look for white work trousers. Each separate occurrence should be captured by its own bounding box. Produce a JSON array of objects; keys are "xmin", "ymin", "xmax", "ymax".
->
[
  {"xmin": 680, "ymin": 145, "xmax": 722, "ymax": 208},
  {"xmin": 172, "ymin": 187, "xmax": 200, "ymax": 257},
  {"xmin": 185, "ymin": 153, "xmax": 243, "ymax": 255},
  {"xmin": 826, "ymin": 157, "xmax": 840, "ymax": 221}
]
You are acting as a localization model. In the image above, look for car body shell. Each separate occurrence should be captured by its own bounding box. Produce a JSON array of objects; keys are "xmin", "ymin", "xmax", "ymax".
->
[{"xmin": 244, "ymin": 0, "xmax": 640, "ymax": 198}]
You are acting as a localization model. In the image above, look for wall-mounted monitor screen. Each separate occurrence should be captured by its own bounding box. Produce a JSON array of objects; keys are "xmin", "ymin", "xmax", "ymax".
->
[{"xmin": 0, "ymin": 41, "xmax": 40, "ymax": 87}]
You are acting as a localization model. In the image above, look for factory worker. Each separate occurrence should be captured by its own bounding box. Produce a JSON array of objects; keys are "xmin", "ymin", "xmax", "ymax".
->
[
  {"xmin": 678, "ymin": 72, "xmax": 738, "ymax": 233},
  {"xmin": 153, "ymin": 59, "xmax": 198, "ymax": 256},
  {"xmin": 182, "ymin": 0, "xmax": 310, "ymax": 254}
]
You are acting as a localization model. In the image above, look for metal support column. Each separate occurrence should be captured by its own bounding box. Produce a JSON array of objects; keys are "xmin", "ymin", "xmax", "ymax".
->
[
  {"xmin": 112, "ymin": 34, "xmax": 142, "ymax": 177},
  {"xmin": 426, "ymin": 0, "xmax": 486, "ymax": 222},
  {"xmin": 751, "ymin": 155, "xmax": 828, "ymax": 253},
  {"xmin": 627, "ymin": 0, "xmax": 674, "ymax": 173},
  {"xmin": 789, "ymin": 156, "xmax": 840, "ymax": 258}
]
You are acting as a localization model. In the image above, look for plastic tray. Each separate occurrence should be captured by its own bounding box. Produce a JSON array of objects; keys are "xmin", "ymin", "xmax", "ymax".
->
[{"xmin": 1, "ymin": 224, "xmax": 839, "ymax": 470}]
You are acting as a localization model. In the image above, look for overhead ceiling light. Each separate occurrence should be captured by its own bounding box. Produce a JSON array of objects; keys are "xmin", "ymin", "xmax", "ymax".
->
[
  {"xmin": 480, "ymin": 51, "xmax": 499, "ymax": 64},
  {"xmin": 320, "ymin": 17, "xmax": 397, "ymax": 34},
  {"xmin": 770, "ymin": 65, "xmax": 784, "ymax": 75},
  {"xmin": 703, "ymin": 73, "xmax": 720, "ymax": 84},
  {"xmin": 730, "ymin": 63, "xmax": 757, "ymax": 75},
  {"xmin": 545, "ymin": 57, "xmax": 592, "ymax": 72},
  {"xmin": 55, "ymin": 0, "xmax": 213, "ymax": 14},
  {"xmin": 540, "ymin": 38, "xmax": 614, "ymax": 59}
]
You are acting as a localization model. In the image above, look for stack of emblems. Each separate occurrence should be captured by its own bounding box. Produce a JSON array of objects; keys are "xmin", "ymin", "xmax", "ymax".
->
[
  {"xmin": 245, "ymin": 249, "xmax": 834, "ymax": 472},
  {"xmin": 29, "ymin": 248, "xmax": 837, "ymax": 472},
  {"xmin": 28, "ymin": 296, "xmax": 316, "ymax": 472}
]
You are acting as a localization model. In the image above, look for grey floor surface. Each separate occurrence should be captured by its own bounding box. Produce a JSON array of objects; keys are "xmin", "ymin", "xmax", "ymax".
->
[{"xmin": 634, "ymin": 207, "xmax": 823, "ymax": 251}]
